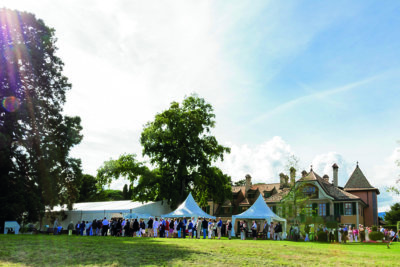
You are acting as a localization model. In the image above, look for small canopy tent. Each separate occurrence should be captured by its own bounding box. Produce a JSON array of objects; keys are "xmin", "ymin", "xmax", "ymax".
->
[
  {"xmin": 231, "ymin": 194, "xmax": 287, "ymax": 237},
  {"xmin": 161, "ymin": 193, "xmax": 216, "ymax": 219}
]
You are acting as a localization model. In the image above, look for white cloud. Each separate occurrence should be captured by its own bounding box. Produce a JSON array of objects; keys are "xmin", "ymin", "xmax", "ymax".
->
[
  {"xmin": 217, "ymin": 136, "xmax": 295, "ymax": 183},
  {"xmin": 372, "ymin": 147, "xmax": 400, "ymax": 212},
  {"xmin": 311, "ymin": 152, "xmax": 353, "ymax": 187}
]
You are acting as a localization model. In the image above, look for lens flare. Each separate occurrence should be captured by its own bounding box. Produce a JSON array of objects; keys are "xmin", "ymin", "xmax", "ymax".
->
[{"xmin": 2, "ymin": 96, "xmax": 21, "ymax": 112}]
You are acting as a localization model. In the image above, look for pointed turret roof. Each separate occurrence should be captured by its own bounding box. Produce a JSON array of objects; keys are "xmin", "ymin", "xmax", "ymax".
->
[{"xmin": 344, "ymin": 164, "xmax": 374, "ymax": 189}]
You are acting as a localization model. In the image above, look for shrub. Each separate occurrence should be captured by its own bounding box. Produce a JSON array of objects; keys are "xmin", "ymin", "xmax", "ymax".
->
[
  {"xmin": 317, "ymin": 231, "xmax": 328, "ymax": 242},
  {"xmin": 371, "ymin": 225, "xmax": 378, "ymax": 231},
  {"xmin": 369, "ymin": 231, "xmax": 384, "ymax": 241}
]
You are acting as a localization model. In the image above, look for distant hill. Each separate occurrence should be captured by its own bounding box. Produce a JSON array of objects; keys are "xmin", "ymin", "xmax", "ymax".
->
[{"xmin": 378, "ymin": 212, "xmax": 386, "ymax": 218}]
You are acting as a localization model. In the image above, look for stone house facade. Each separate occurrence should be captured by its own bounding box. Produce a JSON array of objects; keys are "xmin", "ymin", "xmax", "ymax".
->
[{"xmin": 207, "ymin": 163, "xmax": 379, "ymax": 228}]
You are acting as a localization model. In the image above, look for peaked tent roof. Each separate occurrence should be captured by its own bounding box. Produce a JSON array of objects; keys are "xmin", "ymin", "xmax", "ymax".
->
[
  {"xmin": 231, "ymin": 194, "xmax": 286, "ymax": 237},
  {"xmin": 232, "ymin": 194, "xmax": 286, "ymax": 222},
  {"xmin": 344, "ymin": 165, "xmax": 374, "ymax": 189},
  {"xmin": 161, "ymin": 193, "xmax": 216, "ymax": 219}
]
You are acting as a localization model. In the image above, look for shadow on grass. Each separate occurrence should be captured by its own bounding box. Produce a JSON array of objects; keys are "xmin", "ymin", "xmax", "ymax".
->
[{"xmin": 0, "ymin": 234, "xmax": 207, "ymax": 266}]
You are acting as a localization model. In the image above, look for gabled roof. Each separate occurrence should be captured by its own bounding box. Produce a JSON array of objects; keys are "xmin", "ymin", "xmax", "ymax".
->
[
  {"xmin": 239, "ymin": 198, "xmax": 251, "ymax": 205},
  {"xmin": 344, "ymin": 165, "xmax": 374, "ymax": 189},
  {"xmin": 298, "ymin": 169, "xmax": 323, "ymax": 182},
  {"xmin": 265, "ymin": 188, "xmax": 291, "ymax": 203},
  {"xmin": 268, "ymin": 169, "xmax": 364, "ymax": 203},
  {"xmin": 221, "ymin": 199, "xmax": 233, "ymax": 207}
]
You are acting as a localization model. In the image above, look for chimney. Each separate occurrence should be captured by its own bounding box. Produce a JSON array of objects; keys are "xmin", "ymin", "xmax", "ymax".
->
[
  {"xmin": 323, "ymin": 174, "xmax": 329, "ymax": 183},
  {"xmin": 290, "ymin": 167, "xmax": 296, "ymax": 185},
  {"xmin": 301, "ymin": 170, "xmax": 307, "ymax": 178},
  {"xmin": 279, "ymin": 173, "xmax": 285, "ymax": 189},
  {"xmin": 332, "ymin": 163, "xmax": 338, "ymax": 187},
  {"xmin": 245, "ymin": 174, "xmax": 252, "ymax": 197}
]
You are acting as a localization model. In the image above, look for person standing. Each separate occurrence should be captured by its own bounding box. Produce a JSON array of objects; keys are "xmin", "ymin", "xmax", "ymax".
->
[
  {"xmin": 240, "ymin": 221, "xmax": 246, "ymax": 240},
  {"xmin": 202, "ymin": 218, "xmax": 208, "ymax": 239},
  {"xmin": 102, "ymin": 217, "xmax": 109, "ymax": 236},
  {"xmin": 80, "ymin": 221, "xmax": 85, "ymax": 236},
  {"xmin": 140, "ymin": 219, "xmax": 146, "ymax": 237},
  {"xmin": 147, "ymin": 217, "xmax": 154, "ymax": 237},
  {"xmin": 86, "ymin": 221, "xmax": 92, "ymax": 236},
  {"xmin": 75, "ymin": 221, "xmax": 80, "ymax": 236},
  {"xmin": 182, "ymin": 218, "xmax": 187, "ymax": 239},
  {"xmin": 274, "ymin": 222, "xmax": 282, "ymax": 240},
  {"xmin": 251, "ymin": 221, "xmax": 257, "ymax": 240},
  {"xmin": 92, "ymin": 219, "xmax": 97, "ymax": 236},
  {"xmin": 208, "ymin": 219, "xmax": 214, "ymax": 239},
  {"xmin": 53, "ymin": 219, "xmax": 59, "ymax": 235},
  {"xmin": 270, "ymin": 222, "xmax": 275, "ymax": 240},
  {"xmin": 132, "ymin": 219, "xmax": 139, "ymax": 237},
  {"xmin": 227, "ymin": 220, "xmax": 232, "ymax": 240},
  {"xmin": 67, "ymin": 221, "xmax": 74, "ymax": 236},
  {"xmin": 197, "ymin": 218, "xmax": 202, "ymax": 239},
  {"xmin": 165, "ymin": 219, "xmax": 170, "ymax": 238},
  {"xmin": 217, "ymin": 217, "xmax": 223, "ymax": 239},
  {"xmin": 263, "ymin": 221, "xmax": 269, "ymax": 240},
  {"xmin": 188, "ymin": 219, "xmax": 193, "ymax": 238},
  {"xmin": 153, "ymin": 218, "xmax": 159, "ymax": 238}
]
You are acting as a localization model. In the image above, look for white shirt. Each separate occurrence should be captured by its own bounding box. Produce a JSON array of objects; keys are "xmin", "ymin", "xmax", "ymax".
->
[{"xmin": 153, "ymin": 221, "xmax": 159, "ymax": 229}]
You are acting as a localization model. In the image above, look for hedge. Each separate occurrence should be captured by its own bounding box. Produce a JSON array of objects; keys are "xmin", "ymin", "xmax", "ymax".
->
[{"xmin": 317, "ymin": 231, "xmax": 328, "ymax": 242}]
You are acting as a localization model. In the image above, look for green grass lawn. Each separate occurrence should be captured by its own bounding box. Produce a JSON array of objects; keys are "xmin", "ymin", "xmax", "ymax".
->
[{"xmin": 0, "ymin": 235, "xmax": 397, "ymax": 266}]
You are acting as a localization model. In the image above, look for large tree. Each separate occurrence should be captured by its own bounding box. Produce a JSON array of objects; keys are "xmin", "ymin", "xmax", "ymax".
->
[
  {"xmin": 384, "ymin": 203, "xmax": 400, "ymax": 225},
  {"xmin": 97, "ymin": 95, "xmax": 232, "ymax": 208},
  {"xmin": 0, "ymin": 8, "xmax": 82, "ymax": 225}
]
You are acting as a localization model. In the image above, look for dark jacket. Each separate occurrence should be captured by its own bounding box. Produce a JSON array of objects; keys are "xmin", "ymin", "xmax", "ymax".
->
[
  {"xmin": 92, "ymin": 220, "xmax": 97, "ymax": 229},
  {"xmin": 133, "ymin": 220, "xmax": 139, "ymax": 232},
  {"xmin": 202, "ymin": 219, "xmax": 208, "ymax": 230},
  {"xmin": 148, "ymin": 219, "xmax": 153, "ymax": 229}
]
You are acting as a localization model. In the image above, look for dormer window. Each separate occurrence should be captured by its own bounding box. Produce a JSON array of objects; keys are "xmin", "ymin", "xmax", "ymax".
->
[{"xmin": 302, "ymin": 185, "xmax": 318, "ymax": 198}]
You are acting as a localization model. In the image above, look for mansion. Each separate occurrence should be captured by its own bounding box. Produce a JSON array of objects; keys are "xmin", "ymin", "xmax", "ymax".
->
[{"xmin": 206, "ymin": 163, "xmax": 379, "ymax": 227}]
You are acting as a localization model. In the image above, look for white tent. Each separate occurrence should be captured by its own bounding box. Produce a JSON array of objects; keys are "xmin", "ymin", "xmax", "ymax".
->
[
  {"xmin": 45, "ymin": 200, "xmax": 171, "ymax": 229},
  {"xmin": 231, "ymin": 194, "xmax": 287, "ymax": 237},
  {"xmin": 161, "ymin": 193, "xmax": 216, "ymax": 219}
]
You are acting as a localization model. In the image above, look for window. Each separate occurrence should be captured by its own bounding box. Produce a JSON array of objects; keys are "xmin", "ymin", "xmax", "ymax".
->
[
  {"xmin": 345, "ymin": 203, "xmax": 352, "ymax": 215},
  {"xmin": 242, "ymin": 206, "xmax": 249, "ymax": 212},
  {"xmin": 319, "ymin": 203, "xmax": 326, "ymax": 216},
  {"xmin": 302, "ymin": 185, "xmax": 318, "ymax": 198},
  {"xmin": 264, "ymin": 192, "xmax": 271, "ymax": 198}
]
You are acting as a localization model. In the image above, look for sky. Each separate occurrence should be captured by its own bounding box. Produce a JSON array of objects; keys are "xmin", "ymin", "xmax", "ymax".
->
[{"xmin": 2, "ymin": 0, "xmax": 400, "ymax": 212}]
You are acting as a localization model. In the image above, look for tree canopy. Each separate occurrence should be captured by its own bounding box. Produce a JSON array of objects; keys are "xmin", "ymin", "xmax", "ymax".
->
[
  {"xmin": 0, "ymin": 8, "xmax": 82, "ymax": 224},
  {"xmin": 384, "ymin": 203, "xmax": 400, "ymax": 225},
  {"xmin": 97, "ymin": 95, "xmax": 232, "ymax": 208}
]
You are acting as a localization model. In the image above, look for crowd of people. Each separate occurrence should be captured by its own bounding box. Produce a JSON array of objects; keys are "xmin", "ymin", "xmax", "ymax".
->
[
  {"xmin": 63, "ymin": 217, "xmax": 399, "ymax": 245},
  {"xmin": 66, "ymin": 217, "xmax": 233, "ymax": 239}
]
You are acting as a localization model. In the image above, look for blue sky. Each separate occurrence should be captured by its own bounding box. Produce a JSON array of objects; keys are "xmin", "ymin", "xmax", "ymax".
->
[{"xmin": 3, "ymin": 0, "xmax": 400, "ymax": 211}]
